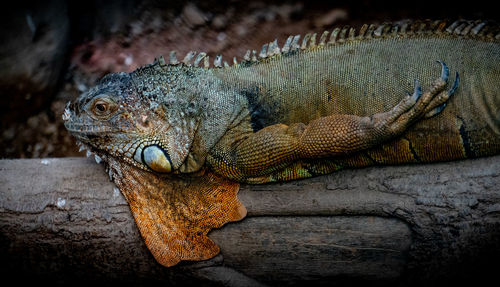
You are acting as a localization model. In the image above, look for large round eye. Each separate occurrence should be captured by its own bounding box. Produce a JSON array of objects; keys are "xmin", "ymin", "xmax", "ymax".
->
[{"xmin": 91, "ymin": 97, "xmax": 117, "ymax": 118}]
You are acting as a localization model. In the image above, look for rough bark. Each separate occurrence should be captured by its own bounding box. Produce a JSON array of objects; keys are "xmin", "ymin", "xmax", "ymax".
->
[{"xmin": 0, "ymin": 156, "xmax": 499, "ymax": 286}]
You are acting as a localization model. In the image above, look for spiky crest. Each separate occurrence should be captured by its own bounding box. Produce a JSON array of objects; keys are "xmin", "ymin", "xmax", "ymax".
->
[{"xmin": 134, "ymin": 20, "xmax": 499, "ymax": 74}]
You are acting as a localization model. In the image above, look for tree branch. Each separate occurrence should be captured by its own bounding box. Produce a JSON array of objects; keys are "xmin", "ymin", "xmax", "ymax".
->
[{"xmin": 1, "ymin": 156, "xmax": 499, "ymax": 286}]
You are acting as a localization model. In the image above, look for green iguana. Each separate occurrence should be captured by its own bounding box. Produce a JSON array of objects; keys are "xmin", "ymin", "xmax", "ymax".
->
[{"xmin": 63, "ymin": 20, "xmax": 500, "ymax": 267}]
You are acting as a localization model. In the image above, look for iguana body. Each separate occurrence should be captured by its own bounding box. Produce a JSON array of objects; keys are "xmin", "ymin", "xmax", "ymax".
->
[
  {"xmin": 210, "ymin": 29, "xmax": 499, "ymax": 183},
  {"xmin": 63, "ymin": 20, "xmax": 500, "ymax": 267}
]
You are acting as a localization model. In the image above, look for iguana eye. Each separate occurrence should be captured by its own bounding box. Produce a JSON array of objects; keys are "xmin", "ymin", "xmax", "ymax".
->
[
  {"xmin": 95, "ymin": 102, "xmax": 107, "ymax": 112},
  {"xmin": 90, "ymin": 97, "xmax": 117, "ymax": 118}
]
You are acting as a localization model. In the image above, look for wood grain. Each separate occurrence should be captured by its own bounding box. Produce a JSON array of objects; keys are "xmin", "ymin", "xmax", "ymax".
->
[{"xmin": 1, "ymin": 156, "xmax": 499, "ymax": 286}]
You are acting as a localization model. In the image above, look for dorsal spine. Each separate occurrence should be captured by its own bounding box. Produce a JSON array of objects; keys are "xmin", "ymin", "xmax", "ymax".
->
[{"xmin": 134, "ymin": 20, "xmax": 499, "ymax": 74}]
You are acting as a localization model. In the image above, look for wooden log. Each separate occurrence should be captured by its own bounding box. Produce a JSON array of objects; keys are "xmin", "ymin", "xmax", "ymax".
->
[{"xmin": 1, "ymin": 156, "xmax": 499, "ymax": 286}]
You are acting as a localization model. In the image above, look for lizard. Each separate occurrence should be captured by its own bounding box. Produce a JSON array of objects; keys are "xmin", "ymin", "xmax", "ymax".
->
[{"xmin": 63, "ymin": 20, "xmax": 500, "ymax": 267}]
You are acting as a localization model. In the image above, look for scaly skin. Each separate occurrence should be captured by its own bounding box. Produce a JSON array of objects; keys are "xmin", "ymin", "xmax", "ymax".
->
[{"xmin": 63, "ymin": 20, "xmax": 500, "ymax": 267}]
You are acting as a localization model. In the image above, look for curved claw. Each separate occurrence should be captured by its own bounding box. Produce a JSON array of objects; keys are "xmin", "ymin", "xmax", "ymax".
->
[
  {"xmin": 433, "ymin": 103, "xmax": 446, "ymax": 115},
  {"xmin": 411, "ymin": 79, "xmax": 422, "ymax": 101},
  {"xmin": 438, "ymin": 60, "xmax": 449, "ymax": 82},
  {"xmin": 448, "ymin": 72, "xmax": 460, "ymax": 95},
  {"xmin": 425, "ymin": 102, "xmax": 447, "ymax": 118}
]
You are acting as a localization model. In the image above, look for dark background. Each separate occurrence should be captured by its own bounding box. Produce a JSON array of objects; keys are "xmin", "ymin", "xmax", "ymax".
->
[{"xmin": 0, "ymin": 0, "xmax": 498, "ymax": 159}]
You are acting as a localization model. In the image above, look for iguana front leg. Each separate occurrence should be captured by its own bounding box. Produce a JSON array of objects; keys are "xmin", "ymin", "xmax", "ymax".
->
[
  {"xmin": 213, "ymin": 62, "xmax": 459, "ymax": 179},
  {"xmin": 300, "ymin": 61, "xmax": 460, "ymax": 157}
]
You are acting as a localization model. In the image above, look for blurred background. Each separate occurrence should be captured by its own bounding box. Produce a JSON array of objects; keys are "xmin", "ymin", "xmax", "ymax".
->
[{"xmin": 1, "ymin": 0, "xmax": 498, "ymax": 159}]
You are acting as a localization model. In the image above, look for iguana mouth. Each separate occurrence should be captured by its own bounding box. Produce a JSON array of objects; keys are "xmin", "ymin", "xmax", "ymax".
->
[{"xmin": 63, "ymin": 122, "xmax": 116, "ymax": 134}]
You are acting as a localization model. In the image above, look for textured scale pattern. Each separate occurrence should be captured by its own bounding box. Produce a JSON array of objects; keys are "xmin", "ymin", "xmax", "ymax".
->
[
  {"xmin": 107, "ymin": 155, "xmax": 246, "ymax": 267},
  {"xmin": 63, "ymin": 20, "xmax": 500, "ymax": 267}
]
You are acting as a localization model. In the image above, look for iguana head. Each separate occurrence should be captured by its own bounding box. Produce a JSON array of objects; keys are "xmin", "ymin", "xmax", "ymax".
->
[
  {"xmin": 63, "ymin": 63, "xmax": 205, "ymax": 174},
  {"xmin": 63, "ymin": 59, "xmax": 247, "ymax": 268}
]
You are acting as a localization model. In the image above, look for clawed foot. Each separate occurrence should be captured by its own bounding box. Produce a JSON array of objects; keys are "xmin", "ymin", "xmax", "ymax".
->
[
  {"xmin": 372, "ymin": 61, "xmax": 460, "ymax": 135},
  {"xmin": 422, "ymin": 61, "xmax": 460, "ymax": 118}
]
